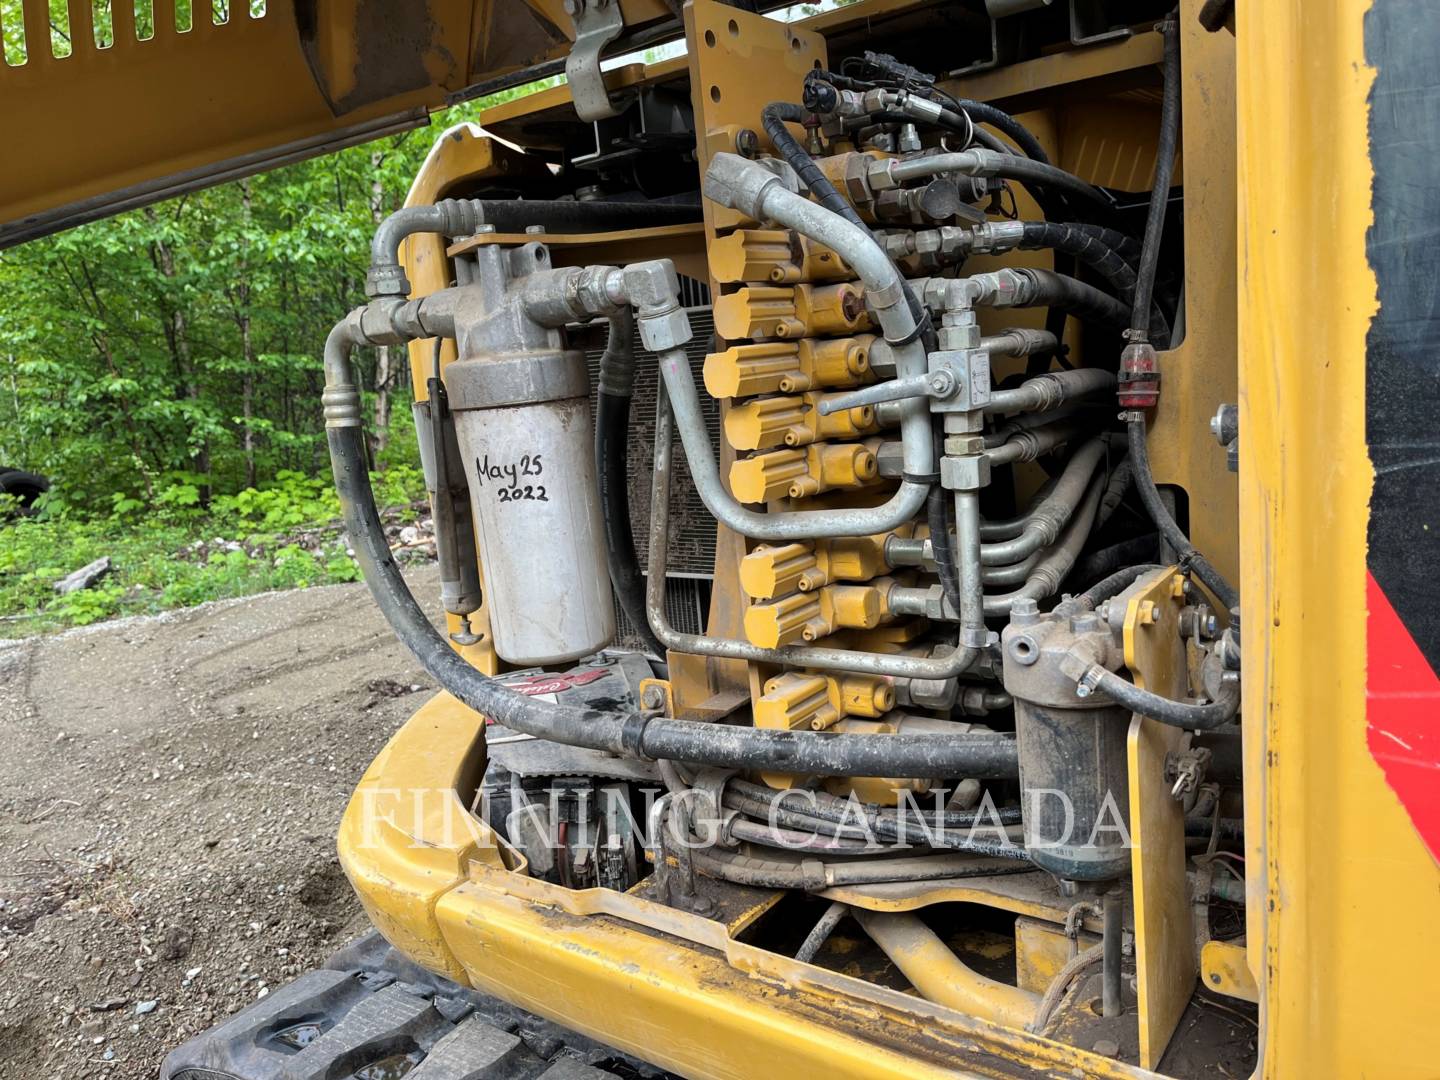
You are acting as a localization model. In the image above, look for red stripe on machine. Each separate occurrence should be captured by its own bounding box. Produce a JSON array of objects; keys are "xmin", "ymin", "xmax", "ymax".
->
[{"xmin": 1367, "ymin": 571, "xmax": 1440, "ymax": 863}]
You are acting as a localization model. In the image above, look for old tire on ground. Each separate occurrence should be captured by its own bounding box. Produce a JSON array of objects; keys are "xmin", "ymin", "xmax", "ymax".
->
[
  {"xmin": 0, "ymin": 468, "xmax": 49, "ymax": 513},
  {"xmin": 161, "ymin": 930, "xmax": 665, "ymax": 1080}
]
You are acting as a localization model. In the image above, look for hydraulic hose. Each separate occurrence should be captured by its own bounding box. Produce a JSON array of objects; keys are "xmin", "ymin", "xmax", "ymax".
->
[
  {"xmin": 1080, "ymin": 666, "xmax": 1241, "ymax": 731},
  {"xmin": 981, "ymin": 460, "xmax": 1122, "ymax": 616},
  {"xmin": 325, "ymin": 314, "xmax": 1019, "ymax": 779},
  {"xmin": 1054, "ymin": 563, "xmax": 1165, "ymax": 618},
  {"xmin": 761, "ymin": 102, "xmax": 868, "ymax": 232},
  {"xmin": 692, "ymin": 848, "xmax": 1035, "ymax": 891},
  {"xmin": 1007, "ymin": 268, "xmax": 1131, "ymax": 328},
  {"xmin": 927, "ymin": 463, "xmax": 963, "ymax": 617},
  {"xmin": 1018, "ymin": 222, "xmax": 1170, "ymax": 342},
  {"xmin": 595, "ymin": 310, "xmax": 665, "ymax": 656},
  {"xmin": 980, "ymin": 437, "xmax": 1108, "ymax": 565},
  {"xmin": 727, "ymin": 779, "xmax": 1024, "ymax": 847},
  {"xmin": 887, "ymin": 150, "xmax": 1111, "ymax": 216},
  {"xmin": 984, "ymin": 368, "xmax": 1115, "ymax": 414},
  {"xmin": 947, "ymin": 98, "xmax": 1051, "ymax": 164},
  {"xmin": 1131, "ymin": 14, "xmax": 1181, "ymax": 342},
  {"xmin": 1119, "ymin": 13, "xmax": 1239, "ymax": 611},
  {"xmin": 1127, "ymin": 417, "xmax": 1239, "ymax": 609}
]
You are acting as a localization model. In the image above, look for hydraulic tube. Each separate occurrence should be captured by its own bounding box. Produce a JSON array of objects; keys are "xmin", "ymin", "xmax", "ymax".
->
[
  {"xmin": 324, "ymin": 314, "xmax": 1019, "ymax": 779},
  {"xmin": 853, "ymin": 910, "xmax": 1041, "ymax": 1028}
]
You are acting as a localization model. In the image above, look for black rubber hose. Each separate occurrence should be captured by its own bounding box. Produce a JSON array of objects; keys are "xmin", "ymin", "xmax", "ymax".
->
[
  {"xmin": 762, "ymin": 102, "xmax": 867, "ymax": 231},
  {"xmin": 1016, "ymin": 268, "xmax": 1131, "ymax": 328},
  {"xmin": 1085, "ymin": 666, "xmax": 1240, "ymax": 730},
  {"xmin": 330, "ymin": 400, "xmax": 1020, "ymax": 779},
  {"xmin": 729, "ymin": 779, "xmax": 1025, "ymax": 839},
  {"xmin": 927, "ymin": 431, "xmax": 963, "ymax": 617},
  {"xmin": 1127, "ymin": 418, "xmax": 1239, "ymax": 609},
  {"xmin": 948, "ymin": 98, "xmax": 1051, "ymax": 164},
  {"xmin": 1119, "ymin": 20, "xmax": 1238, "ymax": 612},
  {"xmin": 1019, "ymin": 222, "xmax": 1170, "ymax": 342},
  {"xmin": 1055, "ymin": 563, "xmax": 1165, "ymax": 617},
  {"xmin": 596, "ymin": 312, "xmax": 666, "ymax": 657},
  {"xmin": 1071, "ymin": 534, "xmax": 1162, "ymax": 584},
  {"xmin": 1131, "ymin": 14, "xmax": 1181, "ymax": 340}
]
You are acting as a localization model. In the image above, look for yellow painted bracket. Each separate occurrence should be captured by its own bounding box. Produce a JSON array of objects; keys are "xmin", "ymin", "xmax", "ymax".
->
[
  {"xmin": 1200, "ymin": 940, "xmax": 1258, "ymax": 1003},
  {"xmin": 1122, "ymin": 567, "xmax": 1199, "ymax": 1070}
]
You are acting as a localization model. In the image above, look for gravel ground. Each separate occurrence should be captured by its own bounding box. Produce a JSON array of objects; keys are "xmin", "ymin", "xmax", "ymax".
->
[{"xmin": 0, "ymin": 566, "xmax": 442, "ymax": 1080}]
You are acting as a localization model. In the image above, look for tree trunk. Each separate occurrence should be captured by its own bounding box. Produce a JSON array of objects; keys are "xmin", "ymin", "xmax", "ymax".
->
[
  {"xmin": 369, "ymin": 151, "xmax": 393, "ymax": 463},
  {"xmin": 148, "ymin": 207, "xmax": 210, "ymax": 505},
  {"xmin": 238, "ymin": 180, "xmax": 257, "ymax": 489}
]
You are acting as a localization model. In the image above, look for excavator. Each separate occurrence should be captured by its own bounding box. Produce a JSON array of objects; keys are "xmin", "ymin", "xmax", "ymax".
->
[{"xmin": 4, "ymin": 1, "xmax": 1437, "ymax": 1076}]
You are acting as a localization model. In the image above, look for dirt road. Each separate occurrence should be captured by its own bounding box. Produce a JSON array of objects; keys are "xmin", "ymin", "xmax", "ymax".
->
[{"xmin": 0, "ymin": 568, "xmax": 443, "ymax": 1080}]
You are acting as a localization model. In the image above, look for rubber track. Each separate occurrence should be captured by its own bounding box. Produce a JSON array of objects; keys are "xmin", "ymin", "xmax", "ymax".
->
[{"xmin": 162, "ymin": 931, "xmax": 667, "ymax": 1080}]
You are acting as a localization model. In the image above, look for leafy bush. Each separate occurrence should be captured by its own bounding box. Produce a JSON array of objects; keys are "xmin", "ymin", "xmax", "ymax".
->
[{"xmin": 0, "ymin": 465, "xmax": 425, "ymax": 638}]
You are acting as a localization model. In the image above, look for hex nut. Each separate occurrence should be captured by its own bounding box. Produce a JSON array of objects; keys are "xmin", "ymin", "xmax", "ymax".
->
[{"xmin": 638, "ymin": 307, "xmax": 694, "ymax": 352}]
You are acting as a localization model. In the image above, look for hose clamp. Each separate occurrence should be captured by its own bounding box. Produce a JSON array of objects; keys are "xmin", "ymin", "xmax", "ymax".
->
[{"xmin": 618, "ymin": 712, "xmax": 654, "ymax": 759}]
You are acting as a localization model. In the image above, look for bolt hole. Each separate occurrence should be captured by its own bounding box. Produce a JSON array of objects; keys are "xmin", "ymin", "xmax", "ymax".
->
[
  {"xmin": 727, "ymin": 18, "xmax": 739, "ymax": 36},
  {"xmin": 789, "ymin": 35, "xmax": 802, "ymax": 51},
  {"xmin": 704, "ymin": 28, "xmax": 716, "ymax": 47},
  {"xmin": 813, "ymin": 59, "xmax": 822, "ymax": 70},
  {"xmin": 709, "ymin": 85, "xmax": 722, "ymax": 103}
]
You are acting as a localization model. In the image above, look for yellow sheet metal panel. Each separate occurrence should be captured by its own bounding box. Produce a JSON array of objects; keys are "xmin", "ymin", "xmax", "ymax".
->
[
  {"xmin": 336, "ymin": 691, "xmax": 506, "ymax": 985},
  {"xmin": 1237, "ymin": 0, "xmax": 1440, "ymax": 1075},
  {"xmin": 340, "ymin": 690, "xmax": 1152, "ymax": 1080}
]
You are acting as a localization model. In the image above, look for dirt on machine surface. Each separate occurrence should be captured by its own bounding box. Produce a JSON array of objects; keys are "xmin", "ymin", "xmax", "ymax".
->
[{"xmin": 0, "ymin": 567, "xmax": 444, "ymax": 1080}]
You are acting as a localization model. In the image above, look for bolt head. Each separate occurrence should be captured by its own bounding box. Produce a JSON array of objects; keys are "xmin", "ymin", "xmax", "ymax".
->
[{"xmin": 640, "ymin": 685, "xmax": 666, "ymax": 710}]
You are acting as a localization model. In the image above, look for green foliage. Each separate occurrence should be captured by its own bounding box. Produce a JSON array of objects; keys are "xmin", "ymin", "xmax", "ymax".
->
[
  {"xmin": 0, "ymin": 464, "xmax": 425, "ymax": 636},
  {"xmin": 0, "ymin": 68, "xmax": 560, "ymax": 633}
]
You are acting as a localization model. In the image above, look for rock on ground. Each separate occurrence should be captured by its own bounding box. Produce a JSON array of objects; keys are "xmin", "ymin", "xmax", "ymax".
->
[{"xmin": 0, "ymin": 566, "xmax": 444, "ymax": 1080}]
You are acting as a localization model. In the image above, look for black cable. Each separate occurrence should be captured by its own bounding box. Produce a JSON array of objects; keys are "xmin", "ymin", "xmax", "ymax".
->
[{"xmin": 1120, "ymin": 12, "xmax": 1239, "ymax": 612}]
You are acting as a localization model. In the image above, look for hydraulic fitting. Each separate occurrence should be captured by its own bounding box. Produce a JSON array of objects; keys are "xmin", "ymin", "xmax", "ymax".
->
[
  {"xmin": 724, "ymin": 390, "xmax": 882, "ymax": 451},
  {"xmin": 708, "ymin": 229, "xmax": 852, "ymax": 284},
  {"xmin": 729, "ymin": 438, "xmax": 883, "ymax": 505},
  {"xmin": 755, "ymin": 671, "xmax": 895, "ymax": 731},
  {"xmin": 703, "ymin": 335, "xmax": 876, "ymax": 399},
  {"xmin": 744, "ymin": 577, "xmax": 899, "ymax": 648},
  {"xmin": 713, "ymin": 283, "xmax": 872, "ymax": 340}
]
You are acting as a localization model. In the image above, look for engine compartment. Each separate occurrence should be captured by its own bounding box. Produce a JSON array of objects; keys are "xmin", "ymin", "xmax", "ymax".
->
[{"xmin": 321, "ymin": 3, "xmax": 1252, "ymax": 1075}]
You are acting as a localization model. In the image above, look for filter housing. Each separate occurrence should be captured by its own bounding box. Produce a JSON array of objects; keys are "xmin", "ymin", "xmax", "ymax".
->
[{"xmin": 446, "ymin": 349, "xmax": 615, "ymax": 666}]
